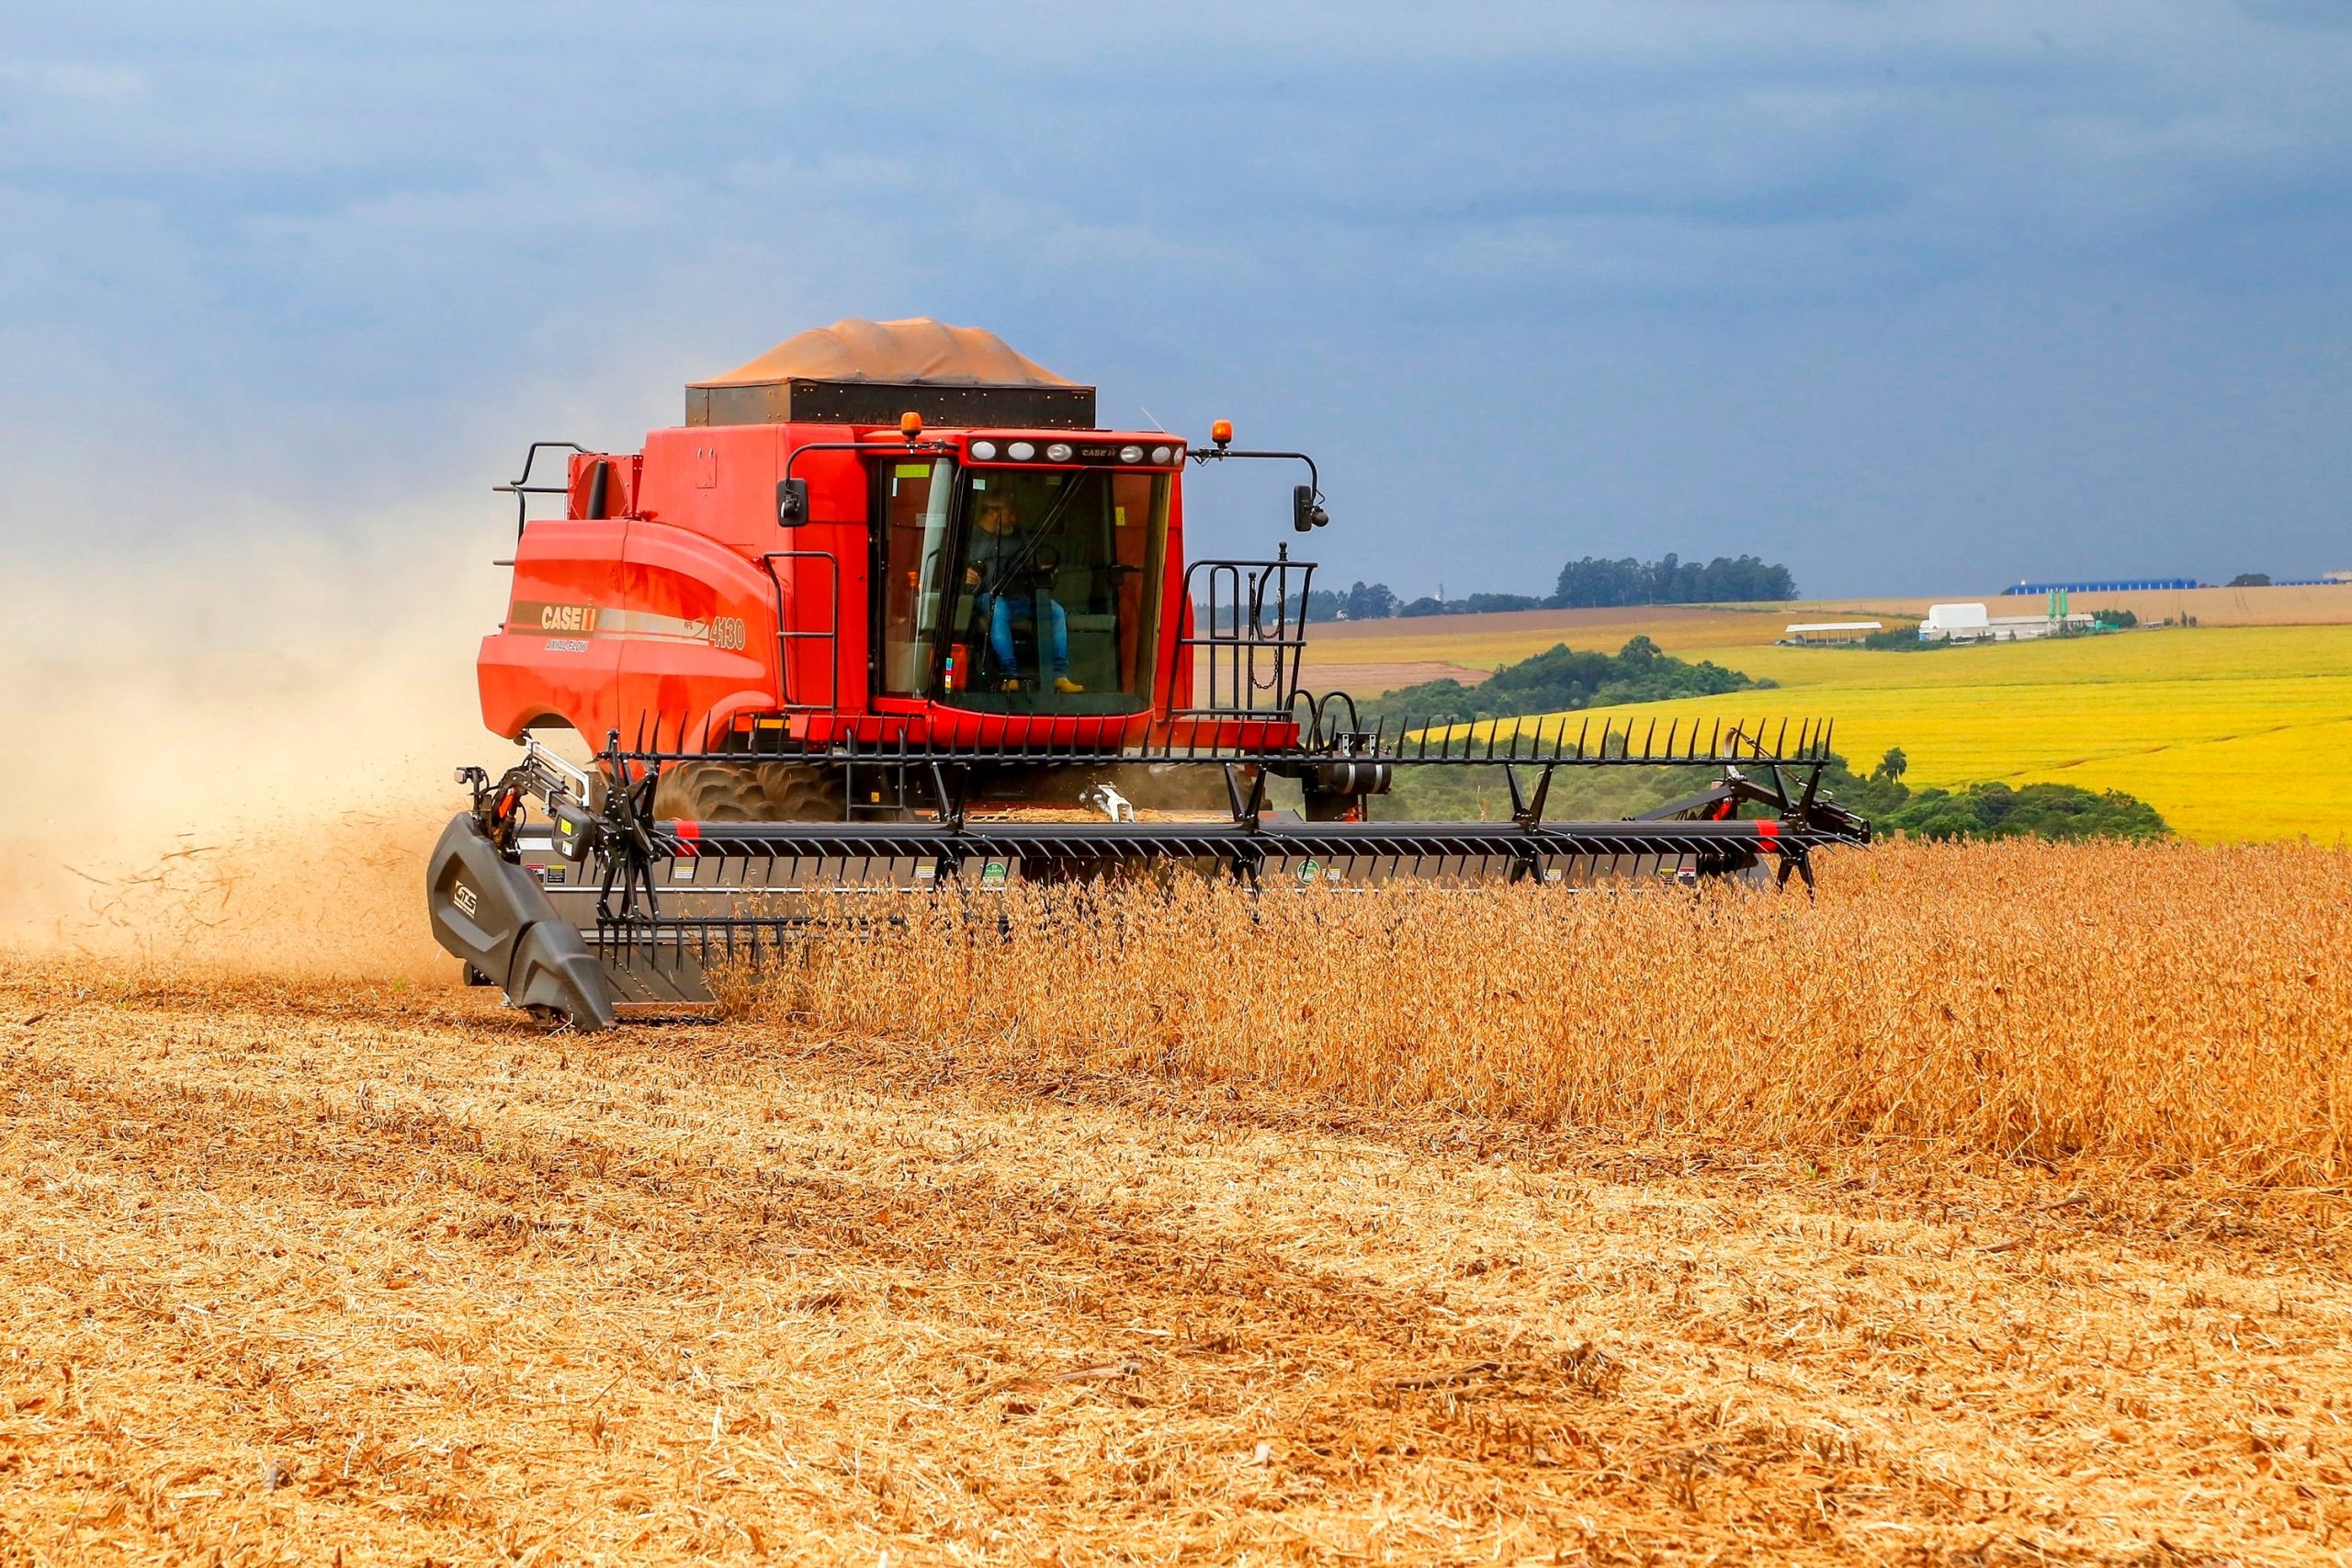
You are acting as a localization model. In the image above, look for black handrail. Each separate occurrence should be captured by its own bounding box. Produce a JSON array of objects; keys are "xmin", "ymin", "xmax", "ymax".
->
[
  {"xmin": 493, "ymin": 441, "xmax": 587, "ymax": 538},
  {"xmin": 760, "ymin": 551, "xmax": 842, "ymax": 714},
  {"xmin": 1172, "ymin": 552, "xmax": 1317, "ymax": 719}
]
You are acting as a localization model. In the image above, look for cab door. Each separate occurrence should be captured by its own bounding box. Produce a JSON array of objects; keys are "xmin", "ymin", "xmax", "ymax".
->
[{"xmin": 872, "ymin": 457, "xmax": 962, "ymax": 703}]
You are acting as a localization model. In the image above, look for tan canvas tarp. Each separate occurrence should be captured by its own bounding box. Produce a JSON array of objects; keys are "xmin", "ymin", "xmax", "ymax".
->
[{"xmin": 695, "ymin": 318, "xmax": 1074, "ymax": 389}]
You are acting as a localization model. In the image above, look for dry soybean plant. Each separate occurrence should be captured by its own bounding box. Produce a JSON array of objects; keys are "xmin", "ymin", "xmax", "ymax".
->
[{"xmin": 730, "ymin": 839, "xmax": 2352, "ymax": 1184}]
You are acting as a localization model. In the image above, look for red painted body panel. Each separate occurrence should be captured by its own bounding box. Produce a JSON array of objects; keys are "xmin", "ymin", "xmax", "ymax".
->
[
  {"xmin": 478, "ymin": 518, "xmax": 629, "ymax": 744},
  {"xmin": 614, "ymin": 519, "xmax": 786, "ymax": 746},
  {"xmin": 477, "ymin": 420, "xmax": 1298, "ymax": 757}
]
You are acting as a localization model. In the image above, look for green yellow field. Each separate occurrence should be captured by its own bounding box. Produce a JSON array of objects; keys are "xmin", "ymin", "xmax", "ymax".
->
[{"xmin": 1396, "ymin": 623, "xmax": 2352, "ymax": 843}]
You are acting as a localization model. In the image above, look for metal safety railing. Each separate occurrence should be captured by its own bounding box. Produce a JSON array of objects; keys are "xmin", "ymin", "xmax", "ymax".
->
[
  {"xmin": 1171, "ymin": 552, "xmax": 1316, "ymax": 720},
  {"xmin": 760, "ymin": 550, "xmax": 842, "ymax": 714},
  {"xmin": 492, "ymin": 441, "xmax": 587, "ymax": 538}
]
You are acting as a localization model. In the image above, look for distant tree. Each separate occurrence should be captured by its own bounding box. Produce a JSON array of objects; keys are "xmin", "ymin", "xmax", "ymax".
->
[
  {"xmin": 2228, "ymin": 573, "xmax": 2272, "ymax": 588},
  {"xmin": 1550, "ymin": 556, "xmax": 1645, "ymax": 607},
  {"xmin": 1549, "ymin": 552, "xmax": 1797, "ymax": 608},
  {"xmin": 1809, "ymin": 755, "xmax": 2166, "ymax": 841},
  {"xmin": 2086, "ymin": 606, "xmax": 2138, "ymax": 628},
  {"xmin": 1341, "ymin": 581, "xmax": 1399, "ymax": 621},
  {"xmin": 1871, "ymin": 747, "xmax": 1908, "ymax": 783},
  {"xmin": 1398, "ymin": 592, "xmax": 1548, "ymax": 618},
  {"xmin": 1883, "ymin": 782, "xmax": 2167, "ymax": 841},
  {"xmin": 1459, "ymin": 592, "xmax": 1544, "ymax": 615}
]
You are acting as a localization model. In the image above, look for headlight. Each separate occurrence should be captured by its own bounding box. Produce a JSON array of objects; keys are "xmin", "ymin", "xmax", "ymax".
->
[
  {"xmin": 1118, "ymin": 444, "xmax": 1145, "ymax": 463},
  {"xmin": 1045, "ymin": 442, "xmax": 1074, "ymax": 462},
  {"xmin": 1149, "ymin": 445, "xmax": 1173, "ymax": 464},
  {"xmin": 1007, "ymin": 441, "xmax": 1036, "ymax": 460},
  {"xmin": 970, "ymin": 439, "xmax": 998, "ymax": 460}
]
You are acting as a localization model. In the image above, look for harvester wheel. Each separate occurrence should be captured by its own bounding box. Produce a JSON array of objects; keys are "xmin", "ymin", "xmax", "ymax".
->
[{"xmin": 651, "ymin": 761, "xmax": 847, "ymax": 823}]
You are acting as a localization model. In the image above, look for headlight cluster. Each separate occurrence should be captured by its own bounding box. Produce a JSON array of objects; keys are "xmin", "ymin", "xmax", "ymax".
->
[{"xmin": 966, "ymin": 439, "xmax": 1184, "ymax": 465}]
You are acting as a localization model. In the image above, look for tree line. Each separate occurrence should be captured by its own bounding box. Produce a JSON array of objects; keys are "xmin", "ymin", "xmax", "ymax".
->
[{"xmin": 1293, "ymin": 552, "xmax": 1799, "ymax": 623}]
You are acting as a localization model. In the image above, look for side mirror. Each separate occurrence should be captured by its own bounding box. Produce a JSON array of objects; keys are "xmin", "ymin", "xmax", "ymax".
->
[
  {"xmin": 776, "ymin": 477, "xmax": 809, "ymax": 526},
  {"xmin": 1292, "ymin": 483, "xmax": 1329, "ymax": 533}
]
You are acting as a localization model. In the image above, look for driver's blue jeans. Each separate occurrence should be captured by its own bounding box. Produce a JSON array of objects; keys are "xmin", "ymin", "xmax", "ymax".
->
[{"xmin": 989, "ymin": 594, "xmax": 1069, "ymax": 677}]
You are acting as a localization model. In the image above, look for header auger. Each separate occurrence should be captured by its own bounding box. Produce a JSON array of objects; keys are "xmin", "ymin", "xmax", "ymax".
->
[{"xmin": 427, "ymin": 318, "xmax": 1870, "ymax": 1028}]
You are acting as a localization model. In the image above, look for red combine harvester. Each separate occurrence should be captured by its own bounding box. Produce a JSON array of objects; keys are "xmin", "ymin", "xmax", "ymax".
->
[{"xmin": 427, "ymin": 319, "xmax": 1868, "ymax": 1027}]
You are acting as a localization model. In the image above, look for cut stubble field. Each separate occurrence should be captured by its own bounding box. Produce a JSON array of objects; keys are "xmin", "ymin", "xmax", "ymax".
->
[{"xmin": 4, "ymin": 839, "xmax": 2350, "ymax": 1563}]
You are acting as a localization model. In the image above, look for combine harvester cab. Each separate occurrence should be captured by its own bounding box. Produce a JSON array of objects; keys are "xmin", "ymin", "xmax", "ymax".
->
[{"xmin": 431, "ymin": 319, "xmax": 1871, "ymax": 1027}]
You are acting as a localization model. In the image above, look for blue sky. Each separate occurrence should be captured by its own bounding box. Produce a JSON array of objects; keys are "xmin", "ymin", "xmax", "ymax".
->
[{"xmin": 4, "ymin": 1, "xmax": 2348, "ymax": 596}]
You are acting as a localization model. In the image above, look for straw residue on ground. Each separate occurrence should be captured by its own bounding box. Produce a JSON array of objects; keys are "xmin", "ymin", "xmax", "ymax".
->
[
  {"xmin": 3, "ymin": 839, "xmax": 2349, "ymax": 1562},
  {"xmin": 2, "ymin": 959, "xmax": 2348, "ymax": 1564}
]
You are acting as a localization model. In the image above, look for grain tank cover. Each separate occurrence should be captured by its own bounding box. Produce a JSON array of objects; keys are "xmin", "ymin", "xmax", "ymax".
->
[{"xmin": 685, "ymin": 317, "xmax": 1097, "ymax": 429}]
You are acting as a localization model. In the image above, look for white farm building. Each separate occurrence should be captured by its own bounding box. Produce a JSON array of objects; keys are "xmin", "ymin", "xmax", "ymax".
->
[{"xmin": 1920, "ymin": 603, "xmax": 2094, "ymax": 643}]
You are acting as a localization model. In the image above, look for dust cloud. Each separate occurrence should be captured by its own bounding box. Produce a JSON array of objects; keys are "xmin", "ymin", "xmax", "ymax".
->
[{"xmin": 0, "ymin": 512, "xmax": 514, "ymax": 981}]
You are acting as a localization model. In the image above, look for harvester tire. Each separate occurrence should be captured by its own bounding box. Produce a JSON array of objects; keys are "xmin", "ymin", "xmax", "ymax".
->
[{"xmin": 652, "ymin": 761, "xmax": 847, "ymax": 823}]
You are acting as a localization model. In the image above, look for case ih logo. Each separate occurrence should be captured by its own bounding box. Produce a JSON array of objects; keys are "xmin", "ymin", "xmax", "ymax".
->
[{"xmin": 509, "ymin": 601, "xmax": 745, "ymax": 650}]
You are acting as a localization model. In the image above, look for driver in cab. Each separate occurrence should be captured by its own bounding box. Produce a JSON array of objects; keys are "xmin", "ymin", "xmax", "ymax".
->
[{"xmin": 964, "ymin": 496, "xmax": 1082, "ymax": 694}]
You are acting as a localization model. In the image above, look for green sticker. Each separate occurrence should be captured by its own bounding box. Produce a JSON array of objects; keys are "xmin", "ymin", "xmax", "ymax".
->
[
  {"xmin": 1296, "ymin": 860, "xmax": 1321, "ymax": 884},
  {"xmin": 981, "ymin": 859, "xmax": 1010, "ymax": 888},
  {"xmin": 895, "ymin": 463, "xmax": 930, "ymax": 479}
]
